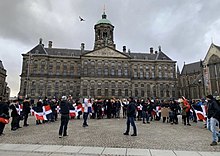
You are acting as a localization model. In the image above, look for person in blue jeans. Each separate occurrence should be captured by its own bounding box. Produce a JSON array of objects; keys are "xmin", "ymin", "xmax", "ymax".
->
[
  {"xmin": 206, "ymin": 95, "xmax": 220, "ymax": 146},
  {"xmin": 124, "ymin": 97, "xmax": 137, "ymax": 136}
]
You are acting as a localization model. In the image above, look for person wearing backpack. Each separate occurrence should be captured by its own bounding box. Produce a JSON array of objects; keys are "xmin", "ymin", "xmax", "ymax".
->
[{"xmin": 206, "ymin": 95, "xmax": 220, "ymax": 146}]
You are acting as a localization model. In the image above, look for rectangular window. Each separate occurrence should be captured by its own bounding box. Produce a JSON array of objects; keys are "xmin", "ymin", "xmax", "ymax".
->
[
  {"xmin": 70, "ymin": 64, "xmax": 74, "ymax": 76},
  {"xmin": 118, "ymin": 69, "xmax": 122, "ymax": 76},
  {"xmin": 118, "ymin": 89, "xmax": 122, "ymax": 96},
  {"xmin": 97, "ymin": 89, "xmax": 101, "ymax": 96},
  {"xmin": 104, "ymin": 68, "xmax": 108, "ymax": 76},
  {"xmin": 134, "ymin": 70, "xmax": 138, "ymax": 78},
  {"xmin": 125, "ymin": 89, "xmax": 129, "ymax": 96},
  {"xmin": 105, "ymin": 89, "xmax": 108, "ymax": 96},
  {"xmin": 56, "ymin": 62, "xmax": 60, "ymax": 75},
  {"xmin": 124, "ymin": 69, "xmax": 128, "ymax": 76},
  {"xmin": 83, "ymin": 89, "xmax": 87, "ymax": 96},
  {"xmin": 112, "ymin": 89, "xmax": 115, "ymax": 96},
  {"xmin": 111, "ymin": 69, "xmax": 115, "ymax": 76},
  {"xmin": 146, "ymin": 72, "xmax": 149, "ymax": 78},
  {"xmin": 97, "ymin": 68, "xmax": 102, "ymax": 76},
  {"xmin": 140, "ymin": 70, "xmax": 143, "ymax": 78},
  {"xmin": 151, "ymin": 72, "xmax": 155, "ymax": 78},
  {"xmin": 159, "ymin": 72, "xmax": 162, "ymax": 78}
]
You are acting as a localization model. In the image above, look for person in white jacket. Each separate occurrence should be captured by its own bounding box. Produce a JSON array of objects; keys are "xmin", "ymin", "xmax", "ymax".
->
[{"xmin": 83, "ymin": 98, "xmax": 92, "ymax": 127}]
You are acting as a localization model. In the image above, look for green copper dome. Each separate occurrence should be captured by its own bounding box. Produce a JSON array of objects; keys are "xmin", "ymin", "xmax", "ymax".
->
[{"xmin": 96, "ymin": 12, "xmax": 111, "ymax": 25}]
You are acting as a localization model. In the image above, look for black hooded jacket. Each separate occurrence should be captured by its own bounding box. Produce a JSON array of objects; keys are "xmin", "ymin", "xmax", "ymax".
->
[{"xmin": 207, "ymin": 98, "xmax": 220, "ymax": 120}]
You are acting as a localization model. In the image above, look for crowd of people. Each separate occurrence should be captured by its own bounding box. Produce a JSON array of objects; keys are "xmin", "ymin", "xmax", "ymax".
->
[{"xmin": 0, "ymin": 94, "xmax": 220, "ymax": 146}]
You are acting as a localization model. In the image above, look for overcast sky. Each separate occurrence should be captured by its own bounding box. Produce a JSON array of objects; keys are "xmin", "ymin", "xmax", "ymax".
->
[{"xmin": 1, "ymin": 0, "xmax": 220, "ymax": 97}]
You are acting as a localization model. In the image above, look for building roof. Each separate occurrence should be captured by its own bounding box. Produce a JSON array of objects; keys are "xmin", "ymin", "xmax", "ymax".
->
[
  {"xmin": 45, "ymin": 48, "xmax": 89, "ymax": 57},
  {"xmin": 25, "ymin": 43, "xmax": 174, "ymax": 61},
  {"xmin": 0, "ymin": 60, "xmax": 4, "ymax": 69},
  {"xmin": 96, "ymin": 12, "xmax": 112, "ymax": 25},
  {"xmin": 29, "ymin": 44, "xmax": 47, "ymax": 55},
  {"xmin": 213, "ymin": 43, "xmax": 220, "ymax": 51},
  {"xmin": 181, "ymin": 61, "xmax": 201, "ymax": 75},
  {"xmin": 130, "ymin": 51, "xmax": 173, "ymax": 61}
]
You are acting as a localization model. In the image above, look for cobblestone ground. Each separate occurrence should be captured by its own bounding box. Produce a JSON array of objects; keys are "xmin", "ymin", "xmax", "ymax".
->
[{"xmin": 0, "ymin": 115, "xmax": 219, "ymax": 152}]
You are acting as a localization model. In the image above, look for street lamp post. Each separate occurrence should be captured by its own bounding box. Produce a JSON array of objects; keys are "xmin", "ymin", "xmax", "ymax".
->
[{"xmin": 198, "ymin": 79, "xmax": 201, "ymax": 99}]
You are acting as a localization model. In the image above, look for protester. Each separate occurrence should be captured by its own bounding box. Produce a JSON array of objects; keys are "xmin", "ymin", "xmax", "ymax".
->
[
  {"xmin": 82, "ymin": 98, "xmax": 92, "ymax": 127},
  {"xmin": 23, "ymin": 98, "xmax": 31, "ymax": 126},
  {"xmin": 161, "ymin": 99, "xmax": 170, "ymax": 123},
  {"xmin": 122, "ymin": 99, "xmax": 128, "ymax": 118},
  {"xmin": 9, "ymin": 100, "xmax": 20, "ymax": 130},
  {"xmin": 0, "ymin": 101, "xmax": 10, "ymax": 135},
  {"xmin": 181, "ymin": 96, "xmax": 191, "ymax": 126},
  {"xmin": 124, "ymin": 97, "xmax": 137, "ymax": 136},
  {"xmin": 59, "ymin": 96, "xmax": 70, "ymax": 138},
  {"xmin": 206, "ymin": 95, "xmax": 220, "ymax": 146},
  {"xmin": 169, "ymin": 99, "xmax": 180, "ymax": 124}
]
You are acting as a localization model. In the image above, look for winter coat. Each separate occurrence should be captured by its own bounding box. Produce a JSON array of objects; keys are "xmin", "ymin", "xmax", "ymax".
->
[
  {"xmin": 127, "ymin": 101, "xmax": 136, "ymax": 117},
  {"xmin": 207, "ymin": 99, "xmax": 220, "ymax": 120}
]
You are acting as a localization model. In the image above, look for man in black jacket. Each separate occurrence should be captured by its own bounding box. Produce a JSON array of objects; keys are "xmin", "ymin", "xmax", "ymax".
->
[
  {"xmin": 0, "ymin": 101, "xmax": 9, "ymax": 136},
  {"xmin": 9, "ymin": 100, "xmax": 20, "ymax": 130},
  {"xmin": 206, "ymin": 95, "xmax": 220, "ymax": 146},
  {"xmin": 23, "ymin": 98, "xmax": 31, "ymax": 126},
  {"xmin": 59, "ymin": 96, "xmax": 70, "ymax": 138},
  {"xmin": 123, "ymin": 97, "xmax": 137, "ymax": 136}
]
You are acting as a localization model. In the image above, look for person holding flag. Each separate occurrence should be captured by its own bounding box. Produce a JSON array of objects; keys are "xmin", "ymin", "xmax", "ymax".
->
[{"xmin": 181, "ymin": 96, "xmax": 191, "ymax": 126}]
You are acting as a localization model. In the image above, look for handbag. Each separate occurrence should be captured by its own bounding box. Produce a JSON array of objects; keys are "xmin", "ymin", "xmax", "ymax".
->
[{"xmin": 0, "ymin": 117, "xmax": 10, "ymax": 124}]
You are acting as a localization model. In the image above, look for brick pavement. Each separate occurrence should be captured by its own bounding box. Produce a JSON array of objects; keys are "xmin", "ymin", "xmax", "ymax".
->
[{"xmin": 0, "ymin": 115, "xmax": 219, "ymax": 155}]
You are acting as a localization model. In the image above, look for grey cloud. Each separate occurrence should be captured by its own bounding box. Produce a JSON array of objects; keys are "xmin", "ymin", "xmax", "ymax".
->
[{"xmin": 0, "ymin": 0, "xmax": 220, "ymax": 96}]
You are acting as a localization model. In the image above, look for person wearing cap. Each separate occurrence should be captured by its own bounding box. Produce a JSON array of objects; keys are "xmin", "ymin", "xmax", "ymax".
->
[
  {"xmin": 59, "ymin": 96, "xmax": 70, "ymax": 138},
  {"xmin": 123, "ymin": 97, "xmax": 137, "ymax": 136},
  {"xmin": 206, "ymin": 94, "xmax": 220, "ymax": 146}
]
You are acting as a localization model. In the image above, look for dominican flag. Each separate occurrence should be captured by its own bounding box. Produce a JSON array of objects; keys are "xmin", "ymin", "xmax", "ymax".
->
[
  {"xmin": 153, "ymin": 106, "xmax": 161, "ymax": 117},
  {"xmin": 32, "ymin": 107, "xmax": 47, "ymax": 121},
  {"xmin": 69, "ymin": 109, "xmax": 76, "ymax": 117},
  {"xmin": 34, "ymin": 112, "xmax": 47, "ymax": 120},
  {"xmin": 76, "ymin": 104, "xmax": 83, "ymax": 113},
  {"xmin": 137, "ymin": 105, "xmax": 142, "ymax": 111},
  {"xmin": 43, "ymin": 105, "xmax": 52, "ymax": 115},
  {"xmin": 0, "ymin": 117, "xmax": 9, "ymax": 124},
  {"xmin": 16, "ymin": 104, "xmax": 23, "ymax": 115},
  {"xmin": 55, "ymin": 105, "xmax": 60, "ymax": 113},
  {"xmin": 192, "ymin": 105, "xmax": 207, "ymax": 121}
]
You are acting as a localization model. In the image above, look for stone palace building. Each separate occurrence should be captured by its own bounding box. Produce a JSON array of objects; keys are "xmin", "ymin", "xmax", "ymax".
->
[{"xmin": 19, "ymin": 12, "xmax": 177, "ymax": 100}]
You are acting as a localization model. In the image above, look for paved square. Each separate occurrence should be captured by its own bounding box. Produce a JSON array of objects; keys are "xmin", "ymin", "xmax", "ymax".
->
[{"xmin": 0, "ymin": 115, "xmax": 219, "ymax": 152}]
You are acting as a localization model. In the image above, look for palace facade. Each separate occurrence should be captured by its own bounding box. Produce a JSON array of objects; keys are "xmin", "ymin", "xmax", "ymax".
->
[{"xmin": 19, "ymin": 12, "xmax": 177, "ymax": 99}]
